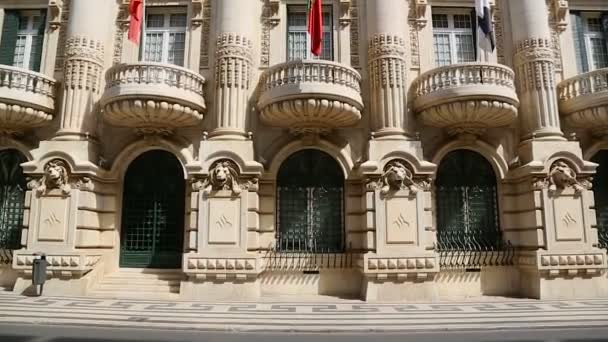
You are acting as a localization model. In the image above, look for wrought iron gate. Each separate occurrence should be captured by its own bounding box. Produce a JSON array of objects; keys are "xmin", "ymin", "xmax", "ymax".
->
[
  {"xmin": 592, "ymin": 151, "xmax": 608, "ymax": 250},
  {"xmin": 276, "ymin": 150, "xmax": 344, "ymax": 253},
  {"xmin": 435, "ymin": 150, "xmax": 511, "ymax": 268},
  {"xmin": 0, "ymin": 149, "xmax": 26, "ymax": 264},
  {"xmin": 120, "ymin": 151, "xmax": 185, "ymax": 268}
]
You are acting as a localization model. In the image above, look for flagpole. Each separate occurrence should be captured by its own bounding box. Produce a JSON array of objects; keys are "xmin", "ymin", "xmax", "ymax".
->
[{"xmin": 141, "ymin": 0, "xmax": 146, "ymax": 62}]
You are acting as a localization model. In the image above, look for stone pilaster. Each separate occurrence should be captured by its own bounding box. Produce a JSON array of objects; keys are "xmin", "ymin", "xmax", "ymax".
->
[
  {"xmin": 55, "ymin": 0, "xmax": 110, "ymax": 140},
  {"xmin": 368, "ymin": 34, "xmax": 409, "ymax": 138},
  {"xmin": 210, "ymin": 33, "xmax": 253, "ymax": 140},
  {"xmin": 366, "ymin": 0, "xmax": 410, "ymax": 138},
  {"xmin": 513, "ymin": 37, "xmax": 562, "ymax": 141}
]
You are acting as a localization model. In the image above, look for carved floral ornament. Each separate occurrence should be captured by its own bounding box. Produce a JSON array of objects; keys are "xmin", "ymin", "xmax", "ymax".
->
[
  {"xmin": 192, "ymin": 159, "xmax": 258, "ymax": 195},
  {"xmin": 367, "ymin": 159, "xmax": 431, "ymax": 196},
  {"xmin": 533, "ymin": 159, "xmax": 591, "ymax": 196}
]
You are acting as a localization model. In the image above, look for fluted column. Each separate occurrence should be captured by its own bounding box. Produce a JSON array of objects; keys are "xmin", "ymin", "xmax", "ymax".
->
[
  {"xmin": 210, "ymin": 0, "xmax": 256, "ymax": 140},
  {"xmin": 55, "ymin": 0, "xmax": 110, "ymax": 140},
  {"xmin": 510, "ymin": 0, "xmax": 563, "ymax": 141},
  {"xmin": 366, "ymin": 0, "xmax": 409, "ymax": 139}
]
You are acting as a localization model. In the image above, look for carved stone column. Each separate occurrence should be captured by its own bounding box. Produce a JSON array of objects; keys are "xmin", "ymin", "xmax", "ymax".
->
[
  {"xmin": 510, "ymin": 0, "xmax": 563, "ymax": 142},
  {"xmin": 54, "ymin": 0, "xmax": 111, "ymax": 140},
  {"xmin": 366, "ymin": 0, "xmax": 409, "ymax": 138},
  {"xmin": 210, "ymin": 33, "xmax": 253, "ymax": 139}
]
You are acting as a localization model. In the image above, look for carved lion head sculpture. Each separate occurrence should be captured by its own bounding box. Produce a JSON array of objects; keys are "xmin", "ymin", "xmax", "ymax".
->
[
  {"xmin": 35, "ymin": 159, "xmax": 71, "ymax": 195},
  {"xmin": 548, "ymin": 159, "xmax": 583, "ymax": 194},
  {"xmin": 209, "ymin": 159, "xmax": 241, "ymax": 195},
  {"xmin": 380, "ymin": 160, "xmax": 416, "ymax": 195}
]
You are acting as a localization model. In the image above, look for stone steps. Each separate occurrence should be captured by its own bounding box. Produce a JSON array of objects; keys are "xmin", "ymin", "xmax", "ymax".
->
[{"xmin": 88, "ymin": 269, "xmax": 183, "ymax": 299}]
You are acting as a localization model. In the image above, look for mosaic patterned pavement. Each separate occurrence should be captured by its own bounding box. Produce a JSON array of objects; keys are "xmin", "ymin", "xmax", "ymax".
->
[{"xmin": 0, "ymin": 292, "xmax": 607, "ymax": 332}]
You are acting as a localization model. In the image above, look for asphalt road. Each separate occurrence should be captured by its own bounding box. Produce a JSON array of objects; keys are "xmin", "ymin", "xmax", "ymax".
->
[{"xmin": 0, "ymin": 323, "xmax": 607, "ymax": 342}]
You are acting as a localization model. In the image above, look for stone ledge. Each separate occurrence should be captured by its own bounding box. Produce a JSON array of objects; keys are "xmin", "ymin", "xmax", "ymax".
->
[
  {"xmin": 183, "ymin": 255, "xmax": 261, "ymax": 281},
  {"xmin": 518, "ymin": 251, "xmax": 607, "ymax": 278},
  {"xmin": 362, "ymin": 254, "xmax": 439, "ymax": 281},
  {"xmin": 12, "ymin": 252, "xmax": 101, "ymax": 278}
]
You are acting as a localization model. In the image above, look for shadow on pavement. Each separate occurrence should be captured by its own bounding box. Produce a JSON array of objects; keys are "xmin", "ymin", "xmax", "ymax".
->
[{"xmin": 0, "ymin": 336, "xmax": 36, "ymax": 342}]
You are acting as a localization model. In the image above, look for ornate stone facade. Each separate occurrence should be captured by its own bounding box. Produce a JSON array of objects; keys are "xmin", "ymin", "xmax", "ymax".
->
[{"xmin": 0, "ymin": 0, "xmax": 607, "ymax": 302}]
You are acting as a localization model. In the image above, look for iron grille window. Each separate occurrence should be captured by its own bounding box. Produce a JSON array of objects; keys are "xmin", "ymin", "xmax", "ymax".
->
[
  {"xmin": 0, "ymin": 150, "xmax": 27, "ymax": 251},
  {"xmin": 276, "ymin": 150, "xmax": 344, "ymax": 253},
  {"xmin": 142, "ymin": 7, "xmax": 187, "ymax": 66},
  {"xmin": 435, "ymin": 150, "xmax": 502, "ymax": 251},
  {"xmin": 591, "ymin": 151, "xmax": 608, "ymax": 250},
  {"xmin": 287, "ymin": 5, "xmax": 333, "ymax": 61},
  {"xmin": 432, "ymin": 8, "xmax": 477, "ymax": 66}
]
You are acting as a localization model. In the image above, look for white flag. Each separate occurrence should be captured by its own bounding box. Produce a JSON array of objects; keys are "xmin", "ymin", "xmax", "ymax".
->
[{"xmin": 475, "ymin": 0, "xmax": 495, "ymax": 58}]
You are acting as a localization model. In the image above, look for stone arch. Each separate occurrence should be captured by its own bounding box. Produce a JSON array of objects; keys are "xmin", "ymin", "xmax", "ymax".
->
[
  {"xmin": 110, "ymin": 139, "xmax": 194, "ymax": 180},
  {"xmin": 266, "ymin": 139, "xmax": 355, "ymax": 180},
  {"xmin": 431, "ymin": 139, "xmax": 509, "ymax": 180}
]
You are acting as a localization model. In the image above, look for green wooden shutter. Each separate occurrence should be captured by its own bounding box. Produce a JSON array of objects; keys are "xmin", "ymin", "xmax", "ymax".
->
[
  {"xmin": 571, "ymin": 11, "xmax": 590, "ymax": 73},
  {"xmin": 0, "ymin": 10, "xmax": 19, "ymax": 66},
  {"xmin": 30, "ymin": 9, "xmax": 46, "ymax": 72}
]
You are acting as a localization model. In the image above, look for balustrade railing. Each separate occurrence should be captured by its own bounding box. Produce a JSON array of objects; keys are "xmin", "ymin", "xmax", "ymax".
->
[
  {"xmin": 558, "ymin": 68, "xmax": 608, "ymax": 102},
  {"xmin": 0, "ymin": 65, "xmax": 56, "ymax": 103},
  {"xmin": 259, "ymin": 59, "xmax": 361, "ymax": 94},
  {"xmin": 412, "ymin": 62, "xmax": 516, "ymax": 98}
]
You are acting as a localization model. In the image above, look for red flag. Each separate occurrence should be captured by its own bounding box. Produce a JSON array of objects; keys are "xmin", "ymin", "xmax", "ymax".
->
[
  {"xmin": 128, "ymin": 0, "xmax": 143, "ymax": 44},
  {"xmin": 308, "ymin": 0, "xmax": 323, "ymax": 56}
]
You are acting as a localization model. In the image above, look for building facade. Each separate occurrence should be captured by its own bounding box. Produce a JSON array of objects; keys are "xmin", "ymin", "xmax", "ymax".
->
[{"xmin": 0, "ymin": 0, "xmax": 607, "ymax": 301}]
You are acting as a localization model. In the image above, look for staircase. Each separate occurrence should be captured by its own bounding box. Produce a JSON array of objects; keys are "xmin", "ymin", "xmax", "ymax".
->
[{"xmin": 88, "ymin": 269, "xmax": 184, "ymax": 300}]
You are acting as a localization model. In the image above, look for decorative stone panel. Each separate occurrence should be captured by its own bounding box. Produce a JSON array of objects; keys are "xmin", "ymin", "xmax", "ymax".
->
[{"xmin": 13, "ymin": 252, "xmax": 101, "ymax": 278}]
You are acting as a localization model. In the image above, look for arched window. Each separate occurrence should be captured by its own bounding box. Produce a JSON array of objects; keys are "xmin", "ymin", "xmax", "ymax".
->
[
  {"xmin": 0, "ymin": 149, "xmax": 27, "ymax": 251},
  {"xmin": 435, "ymin": 150, "xmax": 502, "ymax": 250},
  {"xmin": 591, "ymin": 151, "xmax": 608, "ymax": 249},
  {"xmin": 120, "ymin": 150, "xmax": 185, "ymax": 268},
  {"xmin": 276, "ymin": 150, "xmax": 344, "ymax": 253}
]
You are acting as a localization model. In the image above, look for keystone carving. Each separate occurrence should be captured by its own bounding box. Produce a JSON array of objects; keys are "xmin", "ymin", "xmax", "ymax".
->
[
  {"xmin": 29, "ymin": 159, "xmax": 71, "ymax": 196},
  {"xmin": 193, "ymin": 159, "xmax": 242, "ymax": 195}
]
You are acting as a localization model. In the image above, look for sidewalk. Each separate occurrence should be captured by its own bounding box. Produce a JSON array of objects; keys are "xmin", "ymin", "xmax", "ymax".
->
[{"xmin": 0, "ymin": 292, "xmax": 607, "ymax": 332}]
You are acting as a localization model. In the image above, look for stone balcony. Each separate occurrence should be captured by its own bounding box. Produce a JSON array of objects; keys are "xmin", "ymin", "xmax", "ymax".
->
[
  {"xmin": 257, "ymin": 60, "xmax": 363, "ymax": 134},
  {"xmin": 0, "ymin": 65, "xmax": 56, "ymax": 135},
  {"xmin": 558, "ymin": 68, "xmax": 608, "ymax": 137},
  {"xmin": 412, "ymin": 63, "xmax": 519, "ymax": 136},
  {"xmin": 101, "ymin": 62, "xmax": 206, "ymax": 134}
]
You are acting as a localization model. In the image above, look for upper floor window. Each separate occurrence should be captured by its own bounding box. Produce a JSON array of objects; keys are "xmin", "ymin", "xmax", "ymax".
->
[
  {"xmin": 142, "ymin": 7, "xmax": 187, "ymax": 66},
  {"xmin": 0, "ymin": 9, "xmax": 46, "ymax": 72},
  {"xmin": 571, "ymin": 12, "xmax": 608, "ymax": 73},
  {"xmin": 432, "ymin": 9, "xmax": 476, "ymax": 66},
  {"xmin": 287, "ymin": 5, "xmax": 333, "ymax": 61}
]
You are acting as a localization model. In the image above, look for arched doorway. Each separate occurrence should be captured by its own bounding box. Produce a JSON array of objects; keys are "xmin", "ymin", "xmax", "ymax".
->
[
  {"xmin": 591, "ymin": 151, "xmax": 608, "ymax": 250},
  {"xmin": 0, "ymin": 149, "xmax": 27, "ymax": 251},
  {"xmin": 120, "ymin": 150, "xmax": 185, "ymax": 268},
  {"xmin": 435, "ymin": 150, "xmax": 502, "ymax": 250},
  {"xmin": 276, "ymin": 149, "xmax": 344, "ymax": 253}
]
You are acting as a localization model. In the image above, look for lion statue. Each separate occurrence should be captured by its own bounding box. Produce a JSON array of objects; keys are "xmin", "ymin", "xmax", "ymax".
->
[
  {"xmin": 548, "ymin": 160, "xmax": 584, "ymax": 194},
  {"xmin": 36, "ymin": 159, "xmax": 71, "ymax": 195},
  {"xmin": 206, "ymin": 160, "xmax": 241, "ymax": 195},
  {"xmin": 380, "ymin": 160, "xmax": 418, "ymax": 196}
]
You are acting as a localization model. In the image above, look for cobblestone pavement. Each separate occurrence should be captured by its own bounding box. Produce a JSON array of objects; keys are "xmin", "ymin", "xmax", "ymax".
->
[{"xmin": 0, "ymin": 292, "xmax": 607, "ymax": 332}]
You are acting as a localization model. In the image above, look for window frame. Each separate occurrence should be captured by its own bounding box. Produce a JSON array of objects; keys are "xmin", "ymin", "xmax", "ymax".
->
[
  {"xmin": 12, "ymin": 10, "xmax": 43, "ymax": 70},
  {"xmin": 580, "ymin": 11, "xmax": 608, "ymax": 71},
  {"xmin": 141, "ymin": 6, "xmax": 188, "ymax": 66},
  {"xmin": 431, "ymin": 7, "xmax": 477, "ymax": 67},
  {"xmin": 285, "ymin": 4, "xmax": 334, "ymax": 61}
]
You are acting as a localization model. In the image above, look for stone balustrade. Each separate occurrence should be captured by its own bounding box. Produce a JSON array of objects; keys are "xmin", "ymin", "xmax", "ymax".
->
[
  {"xmin": 0, "ymin": 65, "xmax": 56, "ymax": 134},
  {"xmin": 257, "ymin": 60, "xmax": 363, "ymax": 134},
  {"xmin": 412, "ymin": 62, "xmax": 519, "ymax": 136},
  {"xmin": 558, "ymin": 68, "xmax": 608, "ymax": 136},
  {"xmin": 101, "ymin": 62, "xmax": 206, "ymax": 134}
]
